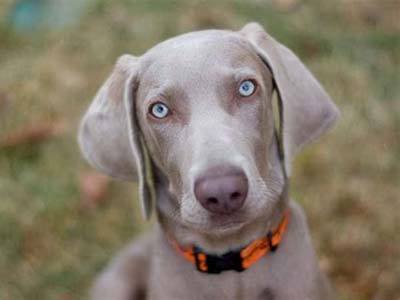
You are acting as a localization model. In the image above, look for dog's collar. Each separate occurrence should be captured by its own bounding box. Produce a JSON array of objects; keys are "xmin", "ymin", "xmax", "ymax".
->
[{"xmin": 169, "ymin": 210, "xmax": 289, "ymax": 274}]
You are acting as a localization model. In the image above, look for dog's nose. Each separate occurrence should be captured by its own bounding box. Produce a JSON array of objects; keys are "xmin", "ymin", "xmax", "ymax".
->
[{"xmin": 194, "ymin": 165, "xmax": 248, "ymax": 215}]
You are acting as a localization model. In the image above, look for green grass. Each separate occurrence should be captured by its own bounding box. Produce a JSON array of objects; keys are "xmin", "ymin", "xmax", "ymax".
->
[{"xmin": 0, "ymin": 0, "xmax": 399, "ymax": 299}]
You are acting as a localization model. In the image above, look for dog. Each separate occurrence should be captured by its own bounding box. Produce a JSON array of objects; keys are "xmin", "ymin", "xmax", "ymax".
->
[{"xmin": 79, "ymin": 22, "xmax": 340, "ymax": 299}]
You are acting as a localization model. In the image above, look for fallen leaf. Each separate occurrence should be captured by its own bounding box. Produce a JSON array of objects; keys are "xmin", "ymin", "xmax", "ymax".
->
[
  {"xmin": 80, "ymin": 172, "xmax": 110, "ymax": 209},
  {"xmin": 178, "ymin": 5, "xmax": 234, "ymax": 31},
  {"xmin": 0, "ymin": 120, "xmax": 66, "ymax": 148}
]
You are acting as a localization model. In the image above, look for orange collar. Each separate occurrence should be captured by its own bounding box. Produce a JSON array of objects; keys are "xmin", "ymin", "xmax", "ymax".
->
[{"xmin": 169, "ymin": 210, "xmax": 290, "ymax": 274}]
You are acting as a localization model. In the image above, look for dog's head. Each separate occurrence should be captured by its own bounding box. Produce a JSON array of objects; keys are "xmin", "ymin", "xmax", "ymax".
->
[{"xmin": 79, "ymin": 23, "xmax": 339, "ymax": 240}]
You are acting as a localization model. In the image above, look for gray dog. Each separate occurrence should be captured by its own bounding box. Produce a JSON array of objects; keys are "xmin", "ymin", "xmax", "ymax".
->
[{"xmin": 79, "ymin": 23, "xmax": 340, "ymax": 300}]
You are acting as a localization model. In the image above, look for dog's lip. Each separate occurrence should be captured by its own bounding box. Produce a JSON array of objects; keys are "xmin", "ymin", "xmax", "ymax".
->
[
  {"xmin": 183, "ymin": 215, "xmax": 249, "ymax": 234},
  {"xmin": 212, "ymin": 221, "xmax": 247, "ymax": 234},
  {"xmin": 210, "ymin": 214, "xmax": 246, "ymax": 227}
]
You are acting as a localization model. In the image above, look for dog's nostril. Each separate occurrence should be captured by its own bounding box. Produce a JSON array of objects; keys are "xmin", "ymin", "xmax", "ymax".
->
[
  {"xmin": 230, "ymin": 192, "xmax": 241, "ymax": 200},
  {"xmin": 208, "ymin": 197, "xmax": 218, "ymax": 204}
]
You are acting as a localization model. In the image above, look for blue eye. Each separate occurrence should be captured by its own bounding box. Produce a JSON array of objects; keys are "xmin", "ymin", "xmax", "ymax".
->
[
  {"xmin": 239, "ymin": 80, "xmax": 256, "ymax": 97},
  {"xmin": 150, "ymin": 102, "xmax": 170, "ymax": 119}
]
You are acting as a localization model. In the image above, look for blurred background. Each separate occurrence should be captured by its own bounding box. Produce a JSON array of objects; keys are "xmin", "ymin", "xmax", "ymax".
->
[{"xmin": 0, "ymin": 0, "xmax": 399, "ymax": 299}]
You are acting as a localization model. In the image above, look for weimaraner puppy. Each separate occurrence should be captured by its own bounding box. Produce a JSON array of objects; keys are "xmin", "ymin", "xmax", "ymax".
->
[{"xmin": 79, "ymin": 22, "xmax": 340, "ymax": 300}]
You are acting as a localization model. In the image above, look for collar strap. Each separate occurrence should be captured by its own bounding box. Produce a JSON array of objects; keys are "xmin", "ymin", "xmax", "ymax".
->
[{"xmin": 170, "ymin": 210, "xmax": 289, "ymax": 274}]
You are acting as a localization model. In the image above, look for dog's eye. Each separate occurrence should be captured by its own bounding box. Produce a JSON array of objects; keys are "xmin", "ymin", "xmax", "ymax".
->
[
  {"xmin": 150, "ymin": 102, "xmax": 170, "ymax": 119},
  {"xmin": 239, "ymin": 80, "xmax": 256, "ymax": 97}
]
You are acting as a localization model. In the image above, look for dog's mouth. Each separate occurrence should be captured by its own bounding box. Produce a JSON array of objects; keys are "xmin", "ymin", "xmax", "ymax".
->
[
  {"xmin": 211, "ymin": 221, "xmax": 248, "ymax": 235},
  {"xmin": 210, "ymin": 213, "xmax": 246, "ymax": 227},
  {"xmin": 183, "ymin": 213, "xmax": 250, "ymax": 235}
]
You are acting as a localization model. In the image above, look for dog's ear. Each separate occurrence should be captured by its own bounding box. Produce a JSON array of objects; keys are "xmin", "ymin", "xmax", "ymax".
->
[
  {"xmin": 78, "ymin": 54, "xmax": 154, "ymax": 219},
  {"xmin": 239, "ymin": 22, "xmax": 340, "ymax": 175}
]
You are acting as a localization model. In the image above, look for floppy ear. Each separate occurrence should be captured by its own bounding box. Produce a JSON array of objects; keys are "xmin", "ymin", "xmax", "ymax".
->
[
  {"xmin": 78, "ymin": 54, "xmax": 155, "ymax": 219},
  {"xmin": 240, "ymin": 23, "xmax": 340, "ymax": 175}
]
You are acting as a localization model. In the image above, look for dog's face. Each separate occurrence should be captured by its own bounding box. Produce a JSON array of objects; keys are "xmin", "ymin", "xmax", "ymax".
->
[
  {"xmin": 136, "ymin": 31, "xmax": 284, "ymax": 234},
  {"xmin": 79, "ymin": 23, "xmax": 339, "ymax": 244}
]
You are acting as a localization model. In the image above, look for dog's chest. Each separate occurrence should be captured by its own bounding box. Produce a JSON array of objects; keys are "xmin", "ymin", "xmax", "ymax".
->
[
  {"xmin": 148, "ymin": 253, "xmax": 276, "ymax": 300},
  {"xmin": 149, "ymin": 275, "xmax": 273, "ymax": 300}
]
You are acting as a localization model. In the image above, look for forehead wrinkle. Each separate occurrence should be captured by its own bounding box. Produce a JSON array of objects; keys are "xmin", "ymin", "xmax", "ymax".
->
[
  {"xmin": 142, "ymin": 81, "xmax": 190, "ymax": 108},
  {"xmin": 144, "ymin": 83, "xmax": 172, "ymax": 103},
  {"xmin": 233, "ymin": 67, "xmax": 262, "ymax": 82}
]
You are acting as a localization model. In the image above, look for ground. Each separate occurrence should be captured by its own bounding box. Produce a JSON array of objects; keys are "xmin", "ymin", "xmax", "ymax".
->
[{"xmin": 0, "ymin": 0, "xmax": 399, "ymax": 299}]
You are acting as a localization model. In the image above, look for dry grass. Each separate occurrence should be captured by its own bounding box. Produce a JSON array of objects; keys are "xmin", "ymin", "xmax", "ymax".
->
[{"xmin": 0, "ymin": 0, "xmax": 399, "ymax": 299}]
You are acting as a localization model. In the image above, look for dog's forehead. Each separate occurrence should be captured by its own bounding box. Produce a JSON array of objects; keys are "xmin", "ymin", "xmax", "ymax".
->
[
  {"xmin": 139, "ymin": 30, "xmax": 260, "ymax": 84},
  {"xmin": 144, "ymin": 30, "xmax": 246, "ymax": 61}
]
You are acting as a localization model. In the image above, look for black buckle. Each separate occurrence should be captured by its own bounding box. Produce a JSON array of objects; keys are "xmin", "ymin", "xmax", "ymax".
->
[{"xmin": 194, "ymin": 247, "xmax": 244, "ymax": 274}]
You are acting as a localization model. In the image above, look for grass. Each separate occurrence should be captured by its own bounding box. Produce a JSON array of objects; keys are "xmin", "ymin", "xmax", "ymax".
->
[{"xmin": 0, "ymin": 0, "xmax": 399, "ymax": 299}]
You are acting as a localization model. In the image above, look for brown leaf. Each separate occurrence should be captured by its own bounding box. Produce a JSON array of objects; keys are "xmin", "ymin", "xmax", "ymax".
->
[
  {"xmin": 0, "ymin": 120, "xmax": 66, "ymax": 148},
  {"xmin": 178, "ymin": 5, "xmax": 234, "ymax": 31},
  {"xmin": 80, "ymin": 172, "xmax": 110, "ymax": 209}
]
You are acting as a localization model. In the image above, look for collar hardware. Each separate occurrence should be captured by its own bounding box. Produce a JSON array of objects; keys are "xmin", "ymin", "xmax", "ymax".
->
[
  {"xmin": 170, "ymin": 210, "xmax": 289, "ymax": 274},
  {"xmin": 267, "ymin": 232, "xmax": 278, "ymax": 252},
  {"xmin": 194, "ymin": 246, "xmax": 244, "ymax": 274}
]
